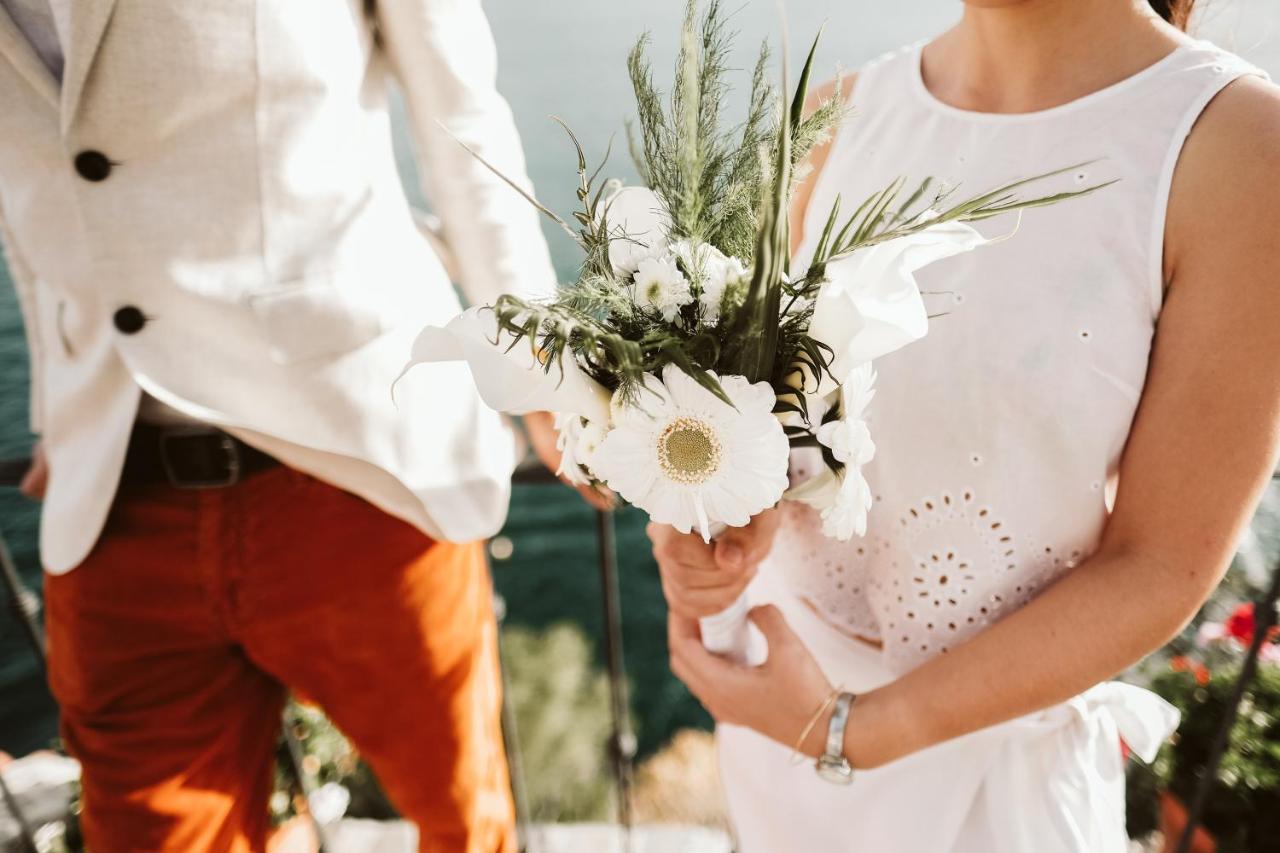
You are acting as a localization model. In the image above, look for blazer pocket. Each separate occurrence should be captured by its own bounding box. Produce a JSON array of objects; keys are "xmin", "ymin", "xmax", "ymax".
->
[{"xmin": 247, "ymin": 278, "xmax": 388, "ymax": 365}]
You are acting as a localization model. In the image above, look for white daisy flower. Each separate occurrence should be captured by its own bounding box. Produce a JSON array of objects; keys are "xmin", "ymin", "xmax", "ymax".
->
[
  {"xmin": 816, "ymin": 417, "xmax": 874, "ymax": 468},
  {"xmin": 788, "ymin": 463, "xmax": 874, "ymax": 541},
  {"xmin": 554, "ymin": 413, "xmax": 609, "ymax": 486},
  {"xmin": 702, "ymin": 255, "xmax": 748, "ymax": 323},
  {"xmin": 591, "ymin": 365, "xmax": 790, "ymax": 541},
  {"xmin": 816, "ymin": 363, "xmax": 876, "ymax": 463},
  {"xmin": 632, "ymin": 255, "xmax": 693, "ymax": 322},
  {"xmin": 670, "ymin": 238, "xmax": 717, "ymax": 272},
  {"xmin": 788, "ymin": 364, "xmax": 878, "ymax": 540},
  {"xmin": 671, "ymin": 240, "xmax": 749, "ymax": 324}
]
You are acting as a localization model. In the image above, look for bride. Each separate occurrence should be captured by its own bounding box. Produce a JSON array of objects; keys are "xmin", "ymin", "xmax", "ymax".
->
[{"xmin": 648, "ymin": 0, "xmax": 1280, "ymax": 850}]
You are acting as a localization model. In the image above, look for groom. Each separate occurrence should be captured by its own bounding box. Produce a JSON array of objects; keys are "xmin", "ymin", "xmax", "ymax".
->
[{"xmin": 0, "ymin": 0, "xmax": 563, "ymax": 850}]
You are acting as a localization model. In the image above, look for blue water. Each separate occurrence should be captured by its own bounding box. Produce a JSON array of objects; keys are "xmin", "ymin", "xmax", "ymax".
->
[{"xmin": 3, "ymin": 0, "xmax": 1279, "ymax": 757}]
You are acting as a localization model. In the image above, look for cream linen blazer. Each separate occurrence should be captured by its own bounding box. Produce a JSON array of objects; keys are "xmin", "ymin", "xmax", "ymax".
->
[{"xmin": 0, "ymin": 0, "xmax": 556, "ymax": 573}]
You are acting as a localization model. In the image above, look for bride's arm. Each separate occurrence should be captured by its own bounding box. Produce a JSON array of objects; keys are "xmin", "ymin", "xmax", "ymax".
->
[{"xmin": 667, "ymin": 76, "xmax": 1280, "ymax": 767}]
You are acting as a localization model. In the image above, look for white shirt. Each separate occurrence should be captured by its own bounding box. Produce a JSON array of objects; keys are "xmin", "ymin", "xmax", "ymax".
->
[
  {"xmin": 0, "ymin": 0, "xmax": 65, "ymax": 79},
  {"xmin": 2, "ymin": 0, "xmax": 198, "ymax": 427},
  {"xmin": 0, "ymin": 0, "xmax": 556, "ymax": 572}
]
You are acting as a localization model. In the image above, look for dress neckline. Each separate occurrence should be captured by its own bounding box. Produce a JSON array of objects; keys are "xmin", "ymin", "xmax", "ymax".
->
[{"xmin": 909, "ymin": 39, "xmax": 1195, "ymax": 124}]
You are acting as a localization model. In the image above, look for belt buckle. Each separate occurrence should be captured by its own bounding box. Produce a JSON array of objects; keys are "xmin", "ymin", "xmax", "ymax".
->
[{"xmin": 158, "ymin": 428, "xmax": 243, "ymax": 489}]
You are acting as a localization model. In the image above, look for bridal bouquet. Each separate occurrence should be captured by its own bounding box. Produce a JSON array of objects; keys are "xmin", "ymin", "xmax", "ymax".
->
[{"xmin": 401, "ymin": 1, "xmax": 1102, "ymax": 661}]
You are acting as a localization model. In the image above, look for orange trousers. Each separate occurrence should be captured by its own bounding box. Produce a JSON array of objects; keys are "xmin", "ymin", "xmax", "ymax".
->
[{"xmin": 43, "ymin": 466, "xmax": 515, "ymax": 853}]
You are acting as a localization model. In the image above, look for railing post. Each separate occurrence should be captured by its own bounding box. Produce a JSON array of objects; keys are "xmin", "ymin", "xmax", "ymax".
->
[
  {"xmin": 0, "ymin": 528, "xmax": 43, "ymax": 852},
  {"xmin": 595, "ymin": 509, "xmax": 636, "ymax": 838},
  {"xmin": 0, "ymin": 531, "xmax": 44, "ymax": 668},
  {"xmin": 1174, "ymin": 549, "xmax": 1280, "ymax": 853}
]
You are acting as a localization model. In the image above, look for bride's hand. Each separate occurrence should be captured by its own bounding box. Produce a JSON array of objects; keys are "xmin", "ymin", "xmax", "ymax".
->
[
  {"xmin": 648, "ymin": 508, "xmax": 783, "ymax": 619},
  {"xmin": 668, "ymin": 605, "xmax": 835, "ymax": 757}
]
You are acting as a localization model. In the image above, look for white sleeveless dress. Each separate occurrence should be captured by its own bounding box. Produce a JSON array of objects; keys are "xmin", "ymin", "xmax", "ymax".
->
[{"xmin": 717, "ymin": 40, "xmax": 1265, "ymax": 853}]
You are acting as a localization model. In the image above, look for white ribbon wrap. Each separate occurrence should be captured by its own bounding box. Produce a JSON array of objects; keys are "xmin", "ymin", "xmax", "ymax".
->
[
  {"xmin": 697, "ymin": 522, "xmax": 767, "ymax": 664},
  {"xmin": 699, "ymin": 590, "xmax": 767, "ymax": 665}
]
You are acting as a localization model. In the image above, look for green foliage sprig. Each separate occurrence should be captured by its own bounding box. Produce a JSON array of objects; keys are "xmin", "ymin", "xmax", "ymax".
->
[{"xmin": 797, "ymin": 167, "xmax": 1117, "ymax": 294}]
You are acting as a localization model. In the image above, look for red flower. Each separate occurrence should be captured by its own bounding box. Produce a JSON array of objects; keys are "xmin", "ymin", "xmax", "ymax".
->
[
  {"xmin": 1170, "ymin": 656, "xmax": 1191, "ymax": 673},
  {"xmin": 1226, "ymin": 603, "xmax": 1256, "ymax": 644},
  {"xmin": 1194, "ymin": 664, "xmax": 1210, "ymax": 686}
]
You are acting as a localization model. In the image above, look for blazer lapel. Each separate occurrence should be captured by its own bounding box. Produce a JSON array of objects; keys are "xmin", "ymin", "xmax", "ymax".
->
[
  {"xmin": 0, "ymin": 7, "xmax": 59, "ymax": 111},
  {"xmin": 60, "ymin": 0, "xmax": 119, "ymax": 134}
]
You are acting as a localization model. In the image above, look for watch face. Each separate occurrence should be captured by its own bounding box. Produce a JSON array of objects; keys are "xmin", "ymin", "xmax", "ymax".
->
[{"xmin": 815, "ymin": 755, "xmax": 855, "ymax": 785}]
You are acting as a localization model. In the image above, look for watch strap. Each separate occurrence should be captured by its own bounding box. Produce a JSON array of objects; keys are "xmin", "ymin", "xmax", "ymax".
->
[{"xmin": 825, "ymin": 691, "xmax": 855, "ymax": 760}]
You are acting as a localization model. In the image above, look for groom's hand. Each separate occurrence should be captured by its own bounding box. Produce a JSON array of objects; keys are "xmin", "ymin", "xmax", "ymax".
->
[{"xmin": 648, "ymin": 508, "xmax": 783, "ymax": 619}]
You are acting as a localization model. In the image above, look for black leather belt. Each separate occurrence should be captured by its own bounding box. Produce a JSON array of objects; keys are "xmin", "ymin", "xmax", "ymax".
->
[{"xmin": 122, "ymin": 424, "xmax": 278, "ymax": 489}]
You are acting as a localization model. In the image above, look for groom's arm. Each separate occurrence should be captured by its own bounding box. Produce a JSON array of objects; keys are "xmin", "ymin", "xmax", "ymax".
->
[{"xmin": 374, "ymin": 0, "xmax": 557, "ymax": 305}]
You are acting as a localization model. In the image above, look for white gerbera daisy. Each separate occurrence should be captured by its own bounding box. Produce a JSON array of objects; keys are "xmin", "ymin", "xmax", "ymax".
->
[
  {"xmin": 632, "ymin": 255, "xmax": 693, "ymax": 322},
  {"xmin": 591, "ymin": 365, "xmax": 790, "ymax": 541},
  {"xmin": 554, "ymin": 413, "xmax": 608, "ymax": 486}
]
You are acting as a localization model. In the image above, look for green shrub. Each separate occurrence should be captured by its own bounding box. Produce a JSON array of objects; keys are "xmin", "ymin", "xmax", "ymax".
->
[{"xmin": 1137, "ymin": 662, "xmax": 1280, "ymax": 852}]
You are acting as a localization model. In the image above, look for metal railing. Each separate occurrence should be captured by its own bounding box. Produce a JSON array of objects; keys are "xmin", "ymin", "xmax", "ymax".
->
[
  {"xmin": 499, "ymin": 464, "xmax": 637, "ymax": 849},
  {"xmin": 0, "ymin": 458, "xmax": 635, "ymax": 853}
]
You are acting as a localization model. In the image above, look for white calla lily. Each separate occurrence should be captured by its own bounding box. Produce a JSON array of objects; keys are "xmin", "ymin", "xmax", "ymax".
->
[
  {"xmin": 809, "ymin": 221, "xmax": 986, "ymax": 389},
  {"xmin": 397, "ymin": 306, "xmax": 611, "ymax": 423}
]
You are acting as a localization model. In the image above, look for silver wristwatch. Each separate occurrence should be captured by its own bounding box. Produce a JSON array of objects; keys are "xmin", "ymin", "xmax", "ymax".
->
[{"xmin": 814, "ymin": 691, "xmax": 856, "ymax": 784}]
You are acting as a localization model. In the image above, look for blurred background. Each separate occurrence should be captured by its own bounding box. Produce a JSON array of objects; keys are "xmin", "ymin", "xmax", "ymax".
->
[{"xmin": 2, "ymin": 0, "xmax": 1279, "ymax": 848}]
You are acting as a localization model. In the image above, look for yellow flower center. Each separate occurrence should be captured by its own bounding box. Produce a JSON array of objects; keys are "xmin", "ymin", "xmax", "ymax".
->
[{"xmin": 658, "ymin": 417, "xmax": 722, "ymax": 484}]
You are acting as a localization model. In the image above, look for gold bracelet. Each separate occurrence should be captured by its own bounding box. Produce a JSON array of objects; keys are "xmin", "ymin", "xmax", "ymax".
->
[{"xmin": 789, "ymin": 686, "xmax": 842, "ymax": 765}]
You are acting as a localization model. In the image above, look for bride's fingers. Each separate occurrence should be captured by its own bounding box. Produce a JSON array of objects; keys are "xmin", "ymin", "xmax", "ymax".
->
[
  {"xmin": 668, "ymin": 626, "xmax": 753, "ymax": 723},
  {"xmin": 747, "ymin": 604, "xmax": 795, "ymax": 647},
  {"xmin": 668, "ymin": 617, "xmax": 724, "ymax": 712},
  {"xmin": 660, "ymin": 577, "xmax": 744, "ymax": 619},
  {"xmin": 669, "ymin": 613, "xmax": 701, "ymax": 643},
  {"xmin": 715, "ymin": 508, "xmax": 782, "ymax": 569},
  {"xmin": 649, "ymin": 524, "xmax": 714, "ymax": 565},
  {"xmin": 669, "ymin": 614, "xmax": 744, "ymax": 681},
  {"xmin": 670, "ymin": 562, "xmax": 750, "ymax": 590}
]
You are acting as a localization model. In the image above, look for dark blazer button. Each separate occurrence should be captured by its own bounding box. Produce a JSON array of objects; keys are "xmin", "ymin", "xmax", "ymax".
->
[
  {"xmin": 113, "ymin": 306, "xmax": 147, "ymax": 334},
  {"xmin": 74, "ymin": 151, "xmax": 112, "ymax": 182}
]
